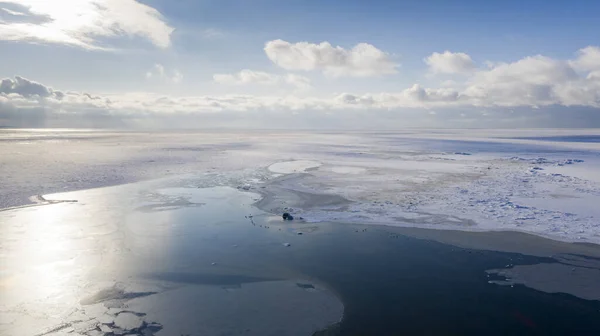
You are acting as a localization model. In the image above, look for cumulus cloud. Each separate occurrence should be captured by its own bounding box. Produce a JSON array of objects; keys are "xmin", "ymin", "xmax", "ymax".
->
[
  {"xmin": 570, "ymin": 46, "xmax": 600, "ymax": 72},
  {"xmin": 474, "ymin": 55, "xmax": 577, "ymax": 86},
  {"xmin": 0, "ymin": 76, "xmax": 117, "ymax": 127},
  {"xmin": 465, "ymin": 55, "xmax": 598, "ymax": 107},
  {"xmin": 425, "ymin": 51, "xmax": 476, "ymax": 74},
  {"xmin": 0, "ymin": 76, "xmax": 60, "ymax": 98},
  {"xmin": 331, "ymin": 49, "xmax": 600, "ymax": 109},
  {"xmin": 0, "ymin": 0, "xmax": 173, "ymax": 50},
  {"xmin": 146, "ymin": 64, "xmax": 183, "ymax": 84},
  {"xmin": 213, "ymin": 70, "xmax": 311, "ymax": 90},
  {"xmin": 264, "ymin": 39, "xmax": 398, "ymax": 77}
]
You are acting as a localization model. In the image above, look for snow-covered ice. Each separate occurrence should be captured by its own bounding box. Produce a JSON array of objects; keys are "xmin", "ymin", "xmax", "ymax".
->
[
  {"xmin": 268, "ymin": 160, "xmax": 322, "ymax": 174},
  {"xmin": 251, "ymin": 130, "xmax": 600, "ymax": 244},
  {"xmin": 2, "ymin": 128, "xmax": 600, "ymax": 244},
  {"xmin": 261, "ymin": 149, "xmax": 600, "ymax": 243},
  {"xmin": 328, "ymin": 166, "xmax": 367, "ymax": 174},
  {"xmin": 113, "ymin": 312, "xmax": 144, "ymax": 330}
]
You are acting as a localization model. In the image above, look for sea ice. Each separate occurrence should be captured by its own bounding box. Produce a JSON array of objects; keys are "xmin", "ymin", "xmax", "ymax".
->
[
  {"xmin": 2, "ymin": 129, "xmax": 600, "ymax": 244},
  {"xmin": 268, "ymin": 160, "xmax": 321, "ymax": 174},
  {"xmin": 252, "ymin": 130, "xmax": 600, "ymax": 244},
  {"xmin": 113, "ymin": 312, "xmax": 144, "ymax": 330}
]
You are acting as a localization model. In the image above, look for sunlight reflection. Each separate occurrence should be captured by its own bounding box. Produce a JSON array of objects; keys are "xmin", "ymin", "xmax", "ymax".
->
[{"xmin": 1, "ymin": 202, "xmax": 81, "ymax": 305}]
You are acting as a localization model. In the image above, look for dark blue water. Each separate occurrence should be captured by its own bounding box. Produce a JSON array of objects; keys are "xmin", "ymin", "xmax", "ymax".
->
[
  {"xmin": 287, "ymin": 224, "xmax": 600, "ymax": 335},
  {"xmin": 5, "ymin": 185, "xmax": 600, "ymax": 336},
  {"xmin": 128, "ymin": 189, "xmax": 600, "ymax": 335}
]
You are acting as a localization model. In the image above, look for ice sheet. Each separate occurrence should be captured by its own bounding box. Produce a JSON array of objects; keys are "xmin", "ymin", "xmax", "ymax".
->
[
  {"xmin": 268, "ymin": 160, "xmax": 322, "ymax": 174},
  {"xmin": 329, "ymin": 166, "xmax": 367, "ymax": 174},
  {"xmin": 263, "ymin": 150, "xmax": 600, "ymax": 244},
  {"xmin": 2, "ymin": 128, "xmax": 600, "ymax": 244}
]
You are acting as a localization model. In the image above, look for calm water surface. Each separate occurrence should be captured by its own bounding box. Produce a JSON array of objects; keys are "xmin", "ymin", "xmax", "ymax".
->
[{"xmin": 2, "ymin": 183, "xmax": 600, "ymax": 335}]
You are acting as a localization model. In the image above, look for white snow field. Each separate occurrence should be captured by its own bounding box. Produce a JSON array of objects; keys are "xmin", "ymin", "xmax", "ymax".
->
[{"xmin": 1, "ymin": 128, "xmax": 600, "ymax": 244}]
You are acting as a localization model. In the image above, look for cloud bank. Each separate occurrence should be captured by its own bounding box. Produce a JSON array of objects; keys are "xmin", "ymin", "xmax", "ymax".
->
[
  {"xmin": 213, "ymin": 70, "xmax": 311, "ymax": 90},
  {"xmin": 1, "ymin": 44, "xmax": 600, "ymax": 128}
]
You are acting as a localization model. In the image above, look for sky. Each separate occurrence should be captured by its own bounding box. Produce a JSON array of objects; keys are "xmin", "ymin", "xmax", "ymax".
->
[{"xmin": 0, "ymin": 0, "xmax": 600, "ymax": 129}]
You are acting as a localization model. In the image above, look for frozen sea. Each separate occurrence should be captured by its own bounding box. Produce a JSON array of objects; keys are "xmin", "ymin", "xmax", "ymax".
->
[
  {"xmin": 2, "ymin": 128, "xmax": 600, "ymax": 244},
  {"xmin": 2, "ymin": 129, "xmax": 600, "ymax": 335}
]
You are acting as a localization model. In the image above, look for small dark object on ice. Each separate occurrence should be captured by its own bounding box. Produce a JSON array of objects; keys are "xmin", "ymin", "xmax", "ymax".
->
[{"xmin": 282, "ymin": 212, "xmax": 294, "ymax": 220}]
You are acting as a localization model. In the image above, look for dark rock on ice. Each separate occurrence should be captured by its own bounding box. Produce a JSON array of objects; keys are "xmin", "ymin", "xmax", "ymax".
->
[{"xmin": 282, "ymin": 212, "xmax": 294, "ymax": 220}]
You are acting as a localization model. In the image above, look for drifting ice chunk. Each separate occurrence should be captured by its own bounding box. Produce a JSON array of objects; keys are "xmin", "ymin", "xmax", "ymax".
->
[
  {"xmin": 113, "ymin": 312, "xmax": 144, "ymax": 330},
  {"xmin": 99, "ymin": 324, "xmax": 113, "ymax": 333}
]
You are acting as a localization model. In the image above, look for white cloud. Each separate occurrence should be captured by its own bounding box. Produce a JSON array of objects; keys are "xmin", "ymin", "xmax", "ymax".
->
[
  {"xmin": 3, "ymin": 45, "xmax": 600, "ymax": 128},
  {"xmin": 146, "ymin": 64, "xmax": 183, "ymax": 84},
  {"xmin": 0, "ymin": 75, "xmax": 598, "ymax": 130},
  {"xmin": 213, "ymin": 70, "xmax": 311, "ymax": 90},
  {"xmin": 264, "ymin": 39, "xmax": 398, "ymax": 77},
  {"xmin": 330, "ymin": 49, "xmax": 600, "ymax": 109},
  {"xmin": 588, "ymin": 71, "xmax": 600, "ymax": 80},
  {"xmin": 0, "ymin": 76, "xmax": 115, "ymax": 127},
  {"xmin": 425, "ymin": 51, "xmax": 476, "ymax": 74},
  {"xmin": 333, "ymin": 85, "xmax": 462, "ymax": 109},
  {"xmin": 0, "ymin": 0, "xmax": 173, "ymax": 50},
  {"xmin": 473, "ymin": 55, "xmax": 576, "ymax": 86},
  {"xmin": 284, "ymin": 74, "xmax": 312, "ymax": 90},
  {"xmin": 0, "ymin": 76, "xmax": 60, "ymax": 98},
  {"xmin": 570, "ymin": 46, "xmax": 600, "ymax": 72},
  {"xmin": 214, "ymin": 70, "xmax": 280, "ymax": 86},
  {"xmin": 465, "ymin": 55, "xmax": 596, "ymax": 107},
  {"xmin": 0, "ymin": 76, "xmax": 325, "ymax": 123}
]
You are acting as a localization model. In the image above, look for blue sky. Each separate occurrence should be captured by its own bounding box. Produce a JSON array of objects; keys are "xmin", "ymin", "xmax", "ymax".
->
[
  {"xmin": 150, "ymin": 0, "xmax": 600, "ymax": 63},
  {"xmin": 0, "ymin": 0, "xmax": 599, "ymax": 128}
]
